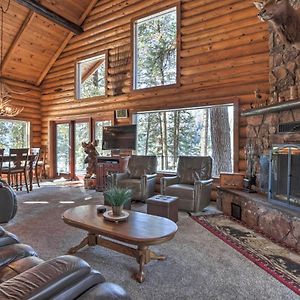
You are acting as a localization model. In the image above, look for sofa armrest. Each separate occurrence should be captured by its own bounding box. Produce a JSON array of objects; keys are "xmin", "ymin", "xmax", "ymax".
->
[
  {"xmin": 193, "ymin": 179, "xmax": 213, "ymax": 212},
  {"xmin": 77, "ymin": 282, "xmax": 131, "ymax": 300},
  {"xmin": 140, "ymin": 174, "xmax": 157, "ymax": 201},
  {"xmin": 0, "ymin": 228, "xmax": 19, "ymax": 247},
  {"xmin": 160, "ymin": 176, "xmax": 180, "ymax": 194},
  {"xmin": 110, "ymin": 172, "xmax": 129, "ymax": 186},
  {"xmin": 0, "ymin": 255, "xmax": 105, "ymax": 300},
  {"xmin": 0, "ymin": 244, "xmax": 37, "ymax": 269},
  {"xmin": 194, "ymin": 179, "xmax": 213, "ymax": 187},
  {"xmin": 143, "ymin": 173, "xmax": 157, "ymax": 180}
]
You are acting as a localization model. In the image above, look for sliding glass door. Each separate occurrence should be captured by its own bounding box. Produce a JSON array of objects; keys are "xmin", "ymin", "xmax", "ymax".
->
[
  {"xmin": 54, "ymin": 118, "xmax": 112, "ymax": 179},
  {"xmin": 56, "ymin": 123, "xmax": 71, "ymax": 176},
  {"xmin": 75, "ymin": 122, "xmax": 90, "ymax": 175}
]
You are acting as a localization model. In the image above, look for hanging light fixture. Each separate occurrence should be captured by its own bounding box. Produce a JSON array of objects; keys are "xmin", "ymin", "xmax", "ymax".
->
[{"xmin": 0, "ymin": 0, "xmax": 23, "ymax": 117}]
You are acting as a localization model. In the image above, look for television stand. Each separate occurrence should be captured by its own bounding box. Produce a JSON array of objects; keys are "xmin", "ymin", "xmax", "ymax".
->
[{"xmin": 96, "ymin": 156, "xmax": 129, "ymax": 192}]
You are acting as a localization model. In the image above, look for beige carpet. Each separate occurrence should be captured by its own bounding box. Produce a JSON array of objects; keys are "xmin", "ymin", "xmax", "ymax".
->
[{"xmin": 4, "ymin": 182, "xmax": 298, "ymax": 300}]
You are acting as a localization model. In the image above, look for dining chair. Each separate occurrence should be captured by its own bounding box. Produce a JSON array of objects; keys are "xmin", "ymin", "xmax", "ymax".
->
[
  {"xmin": 0, "ymin": 149, "xmax": 4, "ymax": 179},
  {"xmin": 1, "ymin": 148, "xmax": 29, "ymax": 193},
  {"xmin": 30, "ymin": 148, "xmax": 43, "ymax": 187},
  {"xmin": 38, "ymin": 146, "xmax": 47, "ymax": 179}
]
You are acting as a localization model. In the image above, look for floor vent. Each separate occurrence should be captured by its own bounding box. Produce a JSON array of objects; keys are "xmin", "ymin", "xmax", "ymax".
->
[{"xmin": 278, "ymin": 122, "xmax": 300, "ymax": 133}]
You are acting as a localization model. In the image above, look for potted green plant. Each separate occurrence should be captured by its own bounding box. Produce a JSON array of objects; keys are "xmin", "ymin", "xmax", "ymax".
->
[{"xmin": 104, "ymin": 187, "xmax": 132, "ymax": 216}]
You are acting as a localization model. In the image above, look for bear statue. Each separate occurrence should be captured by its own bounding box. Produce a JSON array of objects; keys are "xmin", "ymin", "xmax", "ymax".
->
[{"xmin": 82, "ymin": 140, "xmax": 99, "ymax": 179}]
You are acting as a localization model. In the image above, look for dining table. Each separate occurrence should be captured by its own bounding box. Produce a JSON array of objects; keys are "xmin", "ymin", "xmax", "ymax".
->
[{"xmin": 2, "ymin": 154, "xmax": 36, "ymax": 192}]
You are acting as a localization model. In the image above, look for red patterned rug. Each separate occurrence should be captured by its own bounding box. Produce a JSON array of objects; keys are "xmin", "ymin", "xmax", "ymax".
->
[{"xmin": 191, "ymin": 215, "xmax": 300, "ymax": 296}]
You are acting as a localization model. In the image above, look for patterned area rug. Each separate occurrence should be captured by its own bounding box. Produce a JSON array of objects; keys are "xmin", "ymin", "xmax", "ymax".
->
[{"xmin": 191, "ymin": 215, "xmax": 300, "ymax": 296}]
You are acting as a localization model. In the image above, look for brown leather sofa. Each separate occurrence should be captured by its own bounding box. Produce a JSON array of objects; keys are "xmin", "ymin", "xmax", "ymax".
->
[
  {"xmin": 0, "ymin": 180, "xmax": 18, "ymax": 223},
  {"xmin": 161, "ymin": 156, "xmax": 213, "ymax": 212},
  {"xmin": 111, "ymin": 155, "xmax": 157, "ymax": 202},
  {"xmin": 0, "ymin": 226, "xmax": 130, "ymax": 300}
]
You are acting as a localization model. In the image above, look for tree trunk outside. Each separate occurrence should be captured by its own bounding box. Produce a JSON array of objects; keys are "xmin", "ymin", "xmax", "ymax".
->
[
  {"xmin": 199, "ymin": 109, "xmax": 209, "ymax": 156},
  {"xmin": 145, "ymin": 115, "xmax": 151, "ymax": 155},
  {"xmin": 159, "ymin": 114, "xmax": 164, "ymax": 170},
  {"xmin": 162, "ymin": 112, "xmax": 168, "ymax": 170},
  {"xmin": 210, "ymin": 106, "xmax": 232, "ymax": 175},
  {"xmin": 173, "ymin": 111, "xmax": 180, "ymax": 168},
  {"xmin": 93, "ymin": 70, "xmax": 99, "ymax": 87}
]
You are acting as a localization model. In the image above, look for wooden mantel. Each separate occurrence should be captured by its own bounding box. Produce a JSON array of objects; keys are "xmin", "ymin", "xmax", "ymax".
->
[{"xmin": 241, "ymin": 99, "xmax": 300, "ymax": 117}]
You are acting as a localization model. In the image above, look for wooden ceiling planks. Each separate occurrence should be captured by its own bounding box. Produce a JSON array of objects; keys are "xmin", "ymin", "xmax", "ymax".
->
[
  {"xmin": 2, "ymin": 1, "xmax": 29, "ymax": 58},
  {"xmin": 2, "ymin": 0, "xmax": 95, "ymax": 85},
  {"xmin": 40, "ymin": 0, "xmax": 91, "ymax": 25}
]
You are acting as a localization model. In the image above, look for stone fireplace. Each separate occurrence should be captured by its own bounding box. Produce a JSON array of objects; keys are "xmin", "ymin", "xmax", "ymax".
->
[
  {"xmin": 244, "ymin": 0, "xmax": 300, "ymax": 206},
  {"xmin": 216, "ymin": 0, "xmax": 300, "ymax": 251}
]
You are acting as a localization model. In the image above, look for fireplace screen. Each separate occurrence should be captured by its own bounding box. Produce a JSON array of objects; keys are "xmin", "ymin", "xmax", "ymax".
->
[{"xmin": 269, "ymin": 144, "xmax": 300, "ymax": 209}]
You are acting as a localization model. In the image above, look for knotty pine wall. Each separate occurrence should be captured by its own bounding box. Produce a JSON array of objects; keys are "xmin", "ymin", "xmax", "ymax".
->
[
  {"xmin": 4, "ymin": 79, "xmax": 41, "ymax": 147},
  {"xmin": 40, "ymin": 0, "xmax": 270, "ymax": 173}
]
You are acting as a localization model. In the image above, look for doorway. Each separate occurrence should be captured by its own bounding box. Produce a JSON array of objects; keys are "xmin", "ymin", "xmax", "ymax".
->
[{"xmin": 54, "ymin": 120, "xmax": 91, "ymax": 179}]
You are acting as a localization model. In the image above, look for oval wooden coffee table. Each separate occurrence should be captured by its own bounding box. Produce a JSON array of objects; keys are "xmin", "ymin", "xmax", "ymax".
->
[{"xmin": 62, "ymin": 205, "xmax": 178, "ymax": 283}]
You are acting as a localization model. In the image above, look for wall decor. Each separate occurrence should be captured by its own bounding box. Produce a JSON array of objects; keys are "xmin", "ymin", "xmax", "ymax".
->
[{"xmin": 115, "ymin": 109, "xmax": 128, "ymax": 119}]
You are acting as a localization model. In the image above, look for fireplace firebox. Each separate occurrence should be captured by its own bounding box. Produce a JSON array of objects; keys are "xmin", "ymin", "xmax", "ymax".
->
[{"xmin": 269, "ymin": 144, "xmax": 300, "ymax": 210}]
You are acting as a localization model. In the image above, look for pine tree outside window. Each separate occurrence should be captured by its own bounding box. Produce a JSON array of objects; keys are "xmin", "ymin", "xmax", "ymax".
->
[
  {"xmin": 0, "ymin": 119, "xmax": 29, "ymax": 153},
  {"xmin": 133, "ymin": 7, "xmax": 178, "ymax": 90},
  {"xmin": 136, "ymin": 105, "xmax": 235, "ymax": 176},
  {"xmin": 75, "ymin": 53, "xmax": 107, "ymax": 100}
]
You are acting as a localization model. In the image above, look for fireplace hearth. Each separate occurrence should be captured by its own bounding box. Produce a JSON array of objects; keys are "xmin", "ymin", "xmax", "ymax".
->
[{"xmin": 269, "ymin": 144, "xmax": 300, "ymax": 210}]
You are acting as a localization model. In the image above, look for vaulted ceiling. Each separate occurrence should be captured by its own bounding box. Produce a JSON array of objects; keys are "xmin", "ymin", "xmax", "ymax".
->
[{"xmin": 1, "ymin": 0, "xmax": 97, "ymax": 86}]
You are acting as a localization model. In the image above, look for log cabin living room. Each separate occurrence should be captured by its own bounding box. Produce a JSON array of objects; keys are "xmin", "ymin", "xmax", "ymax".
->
[{"xmin": 0, "ymin": 0, "xmax": 299, "ymax": 299}]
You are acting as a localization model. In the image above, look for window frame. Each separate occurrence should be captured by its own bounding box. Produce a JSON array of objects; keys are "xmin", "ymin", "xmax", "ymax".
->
[
  {"xmin": 131, "ymin": 3, "xmax": 181, "ymax": 92},
  {"xmin": 74, "ymin": 50, "xmax": 108, "ymax": 100}
]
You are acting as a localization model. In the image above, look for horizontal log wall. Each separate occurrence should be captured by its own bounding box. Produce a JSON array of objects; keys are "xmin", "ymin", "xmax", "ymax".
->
[
  {"xmin": 40, "ymin": 0, "xmax": 270, "ymax": 174},
  {"xmin": 2, "ymin": 78, "xmax": 41, "ymax": 147}
]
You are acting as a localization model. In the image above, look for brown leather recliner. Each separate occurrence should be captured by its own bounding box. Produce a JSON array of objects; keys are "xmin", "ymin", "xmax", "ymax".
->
[
  {"xmin": 0, "ymin": 227, "xmax": 131, "ymax": 300},
  {"xmin": 161, "ymin": 156, "xmax": 213, "ymax": 212},
  {"xmin": 111, "ymin": 155, "xmax": 157, "ymax": 202}
]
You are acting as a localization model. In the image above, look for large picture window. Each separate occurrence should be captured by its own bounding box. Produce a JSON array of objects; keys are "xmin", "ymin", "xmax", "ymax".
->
[
  {"xmin": 137, "ymin": 105, "xmax": 234, "ymax": 176},
  {"xmin": 0, "ymin": 119, "xmax": 29, "ymax": 151},
  {"xmin": 133, "ymin": 7, "xmax": 178, "ymax": 90},
  {"xmin": 75, "ymin": 53, "xmax": 107, "ymax": 99}
]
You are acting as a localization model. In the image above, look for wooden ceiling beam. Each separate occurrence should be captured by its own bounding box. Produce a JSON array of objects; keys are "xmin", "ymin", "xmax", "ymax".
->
[
  {"xmin": 37, "ymin": 0, "xmax": 98, "ymax": 86},
  {"xmin": 14, "ymin": 0, "xmax": 83, "ymax": 35}
]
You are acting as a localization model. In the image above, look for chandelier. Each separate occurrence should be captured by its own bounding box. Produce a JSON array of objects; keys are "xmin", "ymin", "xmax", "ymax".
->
[{"xmin": 0, "ymin": 0, "xmax": 23, "ymax": 117}]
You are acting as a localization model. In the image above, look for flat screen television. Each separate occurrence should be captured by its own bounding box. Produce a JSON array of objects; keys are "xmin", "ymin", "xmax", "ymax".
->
[{"xmin": 102, "ymin": 125, "xmax": 137, "ymax": 150}]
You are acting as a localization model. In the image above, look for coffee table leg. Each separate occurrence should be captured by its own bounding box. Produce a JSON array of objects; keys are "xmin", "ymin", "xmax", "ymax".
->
[
  {"xmin": 150, "ymin": 251, "xmax": 166, "ymax": 261},
  {"xmin": 134, "ymin": 246, "xmax": 148, "ymax": 283},
  {"xmin": 68, "ymin": 233, "xmax": 97, "ymax": 254}
]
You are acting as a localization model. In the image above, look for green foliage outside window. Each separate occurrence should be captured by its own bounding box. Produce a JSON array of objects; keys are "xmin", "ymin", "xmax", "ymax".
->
[
  {"xmin": 95, "ymin": 120, "xmax": 112, "ymax": 157},
  {"xmin": 75, "ymin": 123, "xmax": 90, "ymax": 174},
  {"xmin": 135, "ymin": 7, "xmax": 177, "ymax": 89},
  {"xmin": 81, "ymin": 63, "xmax": 105, "ymax": 99},
  {"xmin": 0, "ymin": 120, "xmax": 29, "ymax": 152},
  {"xmin": 76, "ymin": 55, "xmax": 106, "ymax": 100},
  {"xmin": 137, "ymin": 105, "xmax": 234, "ymax": 175},
  {"xmin": 56, "ymin": 123, "xmax": 70, "ymax": 174}
]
